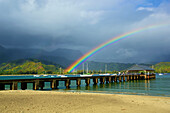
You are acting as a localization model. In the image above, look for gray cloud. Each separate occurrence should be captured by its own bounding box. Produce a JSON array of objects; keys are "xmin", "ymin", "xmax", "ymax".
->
[{"xmin": 0, "ymin": 0, "xmax": 170, "ymax": 63}]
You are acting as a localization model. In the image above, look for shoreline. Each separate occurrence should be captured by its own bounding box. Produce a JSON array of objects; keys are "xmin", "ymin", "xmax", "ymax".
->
[
  {"xmin": 0, "ymin": 90, "xmax": 170, "ymax": 113},
  {"xmin": 2, "ymin": 85, "xmax": 170, "ymax": 97},
  {"xmin": 53, "ymin": 90, "xmax": 170, "ymax": 98}
]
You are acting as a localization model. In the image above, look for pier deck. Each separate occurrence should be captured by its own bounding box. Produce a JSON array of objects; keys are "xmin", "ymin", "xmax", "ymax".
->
[{"xmin": 0, "ymin": 74, "xmax": 156, "ymax": 90}]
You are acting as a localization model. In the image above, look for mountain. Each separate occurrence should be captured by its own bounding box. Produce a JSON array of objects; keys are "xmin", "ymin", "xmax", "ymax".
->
[
  {"xmin": 0, "ymin": 45, "xmax": 82, "ymax": 66},
  {"xmin": 0, "ymin": 45, "xmax": 5, "ymax": 50},
  {"xmin": 0, "ymin": 45, "xmax": 9, "ymax": 62},
  {"xmin": 1, "ymin": 58, "xmax": 169, "ymax": 75},
  {"xmin": 154, "ymin": 62, "xmax": 170, "ymax": 73},
  {"xmin": 0, "ymin": 59, "xmax": 64, "ymax": 75},
  {"xmin": 34, "ymin": 55, "xmax": 72, "ymax": 67},
  {"xmin": 77, "ymin": 61, "xmax": 152, "ymax": 71},
  {"xmin": 49, "ymin": 48, "xmax": 82, "ymax": 60}
]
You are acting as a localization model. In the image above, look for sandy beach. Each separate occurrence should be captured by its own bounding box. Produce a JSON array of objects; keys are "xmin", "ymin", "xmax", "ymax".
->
[{"xmin": 0, "ymin": 91, "xmax": 170, "ymax": 113}]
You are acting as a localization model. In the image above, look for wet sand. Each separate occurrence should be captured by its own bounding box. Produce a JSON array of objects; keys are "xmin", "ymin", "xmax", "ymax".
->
[{"xmin": 0, "ymin": 90, "xmax": 170, "ymax": 113}]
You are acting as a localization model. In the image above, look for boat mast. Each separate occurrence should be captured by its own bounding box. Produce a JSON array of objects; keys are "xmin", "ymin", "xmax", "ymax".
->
[
  {"xmin": 83, "ymin": 63, "xmax": 84, "ymax": 75},
  {"xmin": 105, "ymin": 64, "xmax": 107, "ymax": 73},
  {"xmin": 86, "ymin": 62, "xmax": 88, "ymax": 74}
]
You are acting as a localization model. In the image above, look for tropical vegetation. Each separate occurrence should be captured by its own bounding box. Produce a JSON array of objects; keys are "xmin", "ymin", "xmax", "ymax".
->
[
  {"xmin": 154, "ymin": 62, "xmax": 170, "ymax": 73},
  {"xmin": 0, "ymin": 58, "xmax": 169, "ymax": 75},
  {"xmin": 0, "ymin": 59, "xmax": 64, "ymax": 75}
]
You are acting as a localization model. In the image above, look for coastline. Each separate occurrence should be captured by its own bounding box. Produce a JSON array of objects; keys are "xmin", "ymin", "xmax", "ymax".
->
[{"xmin": 0, "ymin": 90, "xmax": 170, "ymax": 113}]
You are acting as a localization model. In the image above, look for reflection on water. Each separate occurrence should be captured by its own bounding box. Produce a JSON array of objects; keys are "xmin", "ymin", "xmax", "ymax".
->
[
  {"xmin": 4, "ymin": 74, "xmax": 170, "ymax": 97},
  {"xmin": 67, "ymin": 74, "xmax": 170, "ymax": 97}
]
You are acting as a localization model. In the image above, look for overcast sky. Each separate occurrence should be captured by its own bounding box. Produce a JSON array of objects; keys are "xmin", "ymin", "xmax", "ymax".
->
[{"xmin": 0, "ymin": 0, "xmax": 170, "ymax": 63}]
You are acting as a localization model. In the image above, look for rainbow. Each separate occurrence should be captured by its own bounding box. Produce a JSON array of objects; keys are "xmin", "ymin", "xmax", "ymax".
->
[{"xmin": 65, "ymin": 23, "xmax": 170, "ymax": 72}]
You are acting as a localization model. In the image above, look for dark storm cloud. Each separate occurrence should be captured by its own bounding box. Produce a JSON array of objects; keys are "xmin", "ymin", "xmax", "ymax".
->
[
  {"xmin": 0, "ymin": 28, "xmax": 77, "ymax": 48},
  {"xmin": 0, "ymin": 0, "xmax": 170, "ymax": 63}
]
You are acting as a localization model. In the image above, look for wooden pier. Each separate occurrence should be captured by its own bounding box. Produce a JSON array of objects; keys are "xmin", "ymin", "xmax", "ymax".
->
[{"xmin": 0, "ymin": 74, "xmax": 156, "ymax": 90}]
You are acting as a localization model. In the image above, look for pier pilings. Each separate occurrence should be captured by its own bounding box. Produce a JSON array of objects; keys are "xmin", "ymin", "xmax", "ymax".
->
[
  {"xmin": 119, "ymin": 76, "xmax": 122, "ymax": 82},
  {"xmin": 21, "ymin": 82, "xmax": 27, "ymax": 90},
  {"xmin": 77, "ymin": 78, "xmax": 81, "ymax": 86},
  {"xmin": 0, "ymin": 83, "xmax": 5, "ymax": 90},
  {"xmin": 33, "ymin": 80, "xmax": 39, "ymax": 90},
  {"xmin": 51, "ymin": 80, "xmax": 57, "ymax": 89},
  {"xmin": 65, "ymin": 79, "xmax": 70, "ymax": 88},
  {"xmin": 85, "ymin": 78, "xmax": 90, "ymax": 86},
  {"xmin": 100, "ymin": 77, "xmax": 105, "ymax": 84},
  {"xmin": 12, "ymin": 82, "xmax": 18, "ymax": 90},
  {"xmin": 0, "ymin": 73, "xmax": 156, "ymax": 90},
  {"xmin": 39, "ymin": 81, "xmax": 44, "ymax": 90},
  {"xmin": 123, "ymin": 76, "xmax": 125, "ymax": 81},
  {"xmin": 126, "ymin": 76, "xmax": 129, "ymax": 81},
  {"xmin": 106, "ymin": 77, "xmax": 111, "ymax": 83},
  {"xmin": 93, "ymin": 78, "xmax": 98, "ymax": 85},
  {"xmin": 114, "ymin": 76, "xmax": 117, "ymax": 82}
]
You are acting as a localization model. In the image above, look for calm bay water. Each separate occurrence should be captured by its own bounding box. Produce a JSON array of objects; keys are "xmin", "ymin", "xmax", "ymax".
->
[
  {"xmin": 61, "ymin": 73, "xmax": 170, "ymax": 97},
  {"xmin": 4, "ymin": 73, "xmax": 170, "ymax": 97}
]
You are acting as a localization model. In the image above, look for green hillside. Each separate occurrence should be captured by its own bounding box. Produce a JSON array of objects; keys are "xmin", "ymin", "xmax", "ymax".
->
[
  {"xmin": 1, "ymin": 58, "xmax": 169, "ymax": 75},
  {"xmin": 154, "ymin": 62, "xmax": 170, "ymax": 73},
  {"xmin": 0, "ymin": 59, "xmax": 64, "ymax": 75}
]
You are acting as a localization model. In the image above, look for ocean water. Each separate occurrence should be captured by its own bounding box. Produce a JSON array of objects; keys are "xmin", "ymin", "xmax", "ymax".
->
[
  {"xmin": 3, "ymin": 73, "xmax": 170, "ymax": 97},
  {"xmin": 58, "ymin": 73, "xmax": 170, "ymax": 97}
]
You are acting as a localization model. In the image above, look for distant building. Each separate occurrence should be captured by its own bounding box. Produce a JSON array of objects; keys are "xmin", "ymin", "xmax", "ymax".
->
[{"xmin": 126, "ymin": 64, "xmax": 155, "ymax": 75}]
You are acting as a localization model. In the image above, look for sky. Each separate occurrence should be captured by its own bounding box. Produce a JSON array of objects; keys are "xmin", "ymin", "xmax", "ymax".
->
[{"xmin": 0, "ymin": 0, "xmax": 170, "ymax": 63}]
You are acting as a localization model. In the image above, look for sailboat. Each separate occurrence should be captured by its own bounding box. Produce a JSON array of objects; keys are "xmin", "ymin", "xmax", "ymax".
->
[
  {"xmin": 159, "ymin": 73, "xmax": 163, "ymax": 76},
  {"xmin": 158, "ymin": 69, "xmax": 163, "ymax": 75}
]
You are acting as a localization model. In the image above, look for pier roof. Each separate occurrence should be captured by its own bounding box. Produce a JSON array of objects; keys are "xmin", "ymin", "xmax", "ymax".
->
[{"xmin": 127, "ymin": 65, "xmax": 154, "ymax": 71}]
